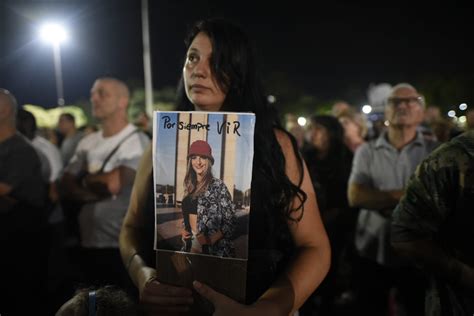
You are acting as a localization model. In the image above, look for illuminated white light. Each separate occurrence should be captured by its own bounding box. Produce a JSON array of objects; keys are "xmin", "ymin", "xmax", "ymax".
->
[
  {"xmin": 459, "ymin": 103, "xmax": 468, "ymax": 111},
  {"xmin": 40, "ymin": 23, "xmax": 68, "ymax": 44},
  {"xmin": 384, "ymin": 120, "xmax": 389, "ymax": 127},
  {"xmin": 459, "ymin": 116, "xmax": 466, "ymax": 123},
  {"xmin": 267, "ymin": 95, "xmax": 276, "ymax": 103},
  {"xmin": 448, "ymin": 110, "xmax": 456, "ymax": 118},
  {"xmin": 362, "ymin": 105, "xmax": 372, "ymax": 114},
  {"xmin": 297, "ymin": 117, "xmax": 307, "ymax": 126}
]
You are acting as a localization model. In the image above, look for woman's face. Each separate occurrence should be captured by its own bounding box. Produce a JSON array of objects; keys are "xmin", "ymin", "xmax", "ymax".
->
[
  {"xmin": 309, "ymin": 123, "xmax": 329, "ymax": 153},
  {"xmin": 191, "ymin": 155, "xmax": 210, "ymax": 177},
  {"xmin": 339, "ymin": 116, "xmax": 361, "ymax": 140},
  {"xmin": 183, "ymin": 32, "xmax": 227, "ymax": 112}
]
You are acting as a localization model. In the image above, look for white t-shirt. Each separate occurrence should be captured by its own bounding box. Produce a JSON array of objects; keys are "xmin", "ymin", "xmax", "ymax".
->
[
  {"xmin": 33, "ymin": 135, "xmax": 63, "ymax": 182},
  {"xmin": 66, "ymin": 123, "xmax": 150, "ymax": 248}
]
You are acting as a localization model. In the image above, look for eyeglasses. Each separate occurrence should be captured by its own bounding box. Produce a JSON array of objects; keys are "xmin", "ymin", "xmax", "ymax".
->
[{"xmin": 387, "ymin": 96, "xmax": 424, "ymax": 107}]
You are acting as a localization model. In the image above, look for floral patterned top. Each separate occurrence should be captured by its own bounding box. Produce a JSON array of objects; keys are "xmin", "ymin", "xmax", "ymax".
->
[{"xmin": 197, "ymin": 178, "xmax": 237, "ymax": 257}]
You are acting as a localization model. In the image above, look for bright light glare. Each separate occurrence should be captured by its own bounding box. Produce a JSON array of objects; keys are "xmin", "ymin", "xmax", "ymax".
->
[
  {"xmin": 267, "ymin": 95, "xmax": 276, "ymax": 103},
  {"xmin": 297, "ymin": 117, "xmax": 307, "ymax": 126},
  {"xmin": 362, "ymin": 105, "xmax": 372, "ymax": 114},
  {"xmin": 459, "ymin": 116, "xmax": 467, "ymax": 123},
  {"xmin": 40, "ymin": 23, "xmax": 68, "ymax": 44},
  {"xmin": 384, "ymin": 120, "xmax": 389, "ymax": 127},
  {"xmin": 459, "ymin": 103, "xmax": 468, "ymax": 111},
  {"xmin": 448, "ymin": 110, "xmax": 456, "ymax": 118}
]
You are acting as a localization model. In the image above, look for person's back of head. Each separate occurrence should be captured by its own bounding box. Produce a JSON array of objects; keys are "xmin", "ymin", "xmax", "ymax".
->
[{"xmin": 55, "ymin": 285, "xmax": 137, "ymax": 316}]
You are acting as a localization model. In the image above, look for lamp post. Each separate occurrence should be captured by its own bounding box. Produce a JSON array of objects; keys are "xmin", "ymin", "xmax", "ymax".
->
[{"xmin": 40, "ymin": 23, "xmax": 67, "ymax": 107}]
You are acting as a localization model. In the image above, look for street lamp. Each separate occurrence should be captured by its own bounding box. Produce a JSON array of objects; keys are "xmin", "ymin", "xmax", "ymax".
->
[{"xmin": 40, "ymin": 23, "xmax": 68, "ymax": 106}]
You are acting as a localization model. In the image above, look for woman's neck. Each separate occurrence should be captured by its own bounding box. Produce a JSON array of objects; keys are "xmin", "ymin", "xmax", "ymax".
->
[{"xmin": 196, "ymin": 174, "xmax": 204, "ymax": 183}]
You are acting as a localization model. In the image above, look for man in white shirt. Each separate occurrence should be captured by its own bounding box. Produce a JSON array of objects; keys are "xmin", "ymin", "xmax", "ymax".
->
[{"xmin": 60, "ymin": 77, "xmax": 150, "ymax": 289}]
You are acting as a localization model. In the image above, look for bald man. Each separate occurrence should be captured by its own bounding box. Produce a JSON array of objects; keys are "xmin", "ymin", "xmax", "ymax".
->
[
  {"xmin": 59, "ymin": 77, "xmax": 150, "ymax": 290},
  {"xmin": 0, "ymin": 89, "xmax": 48, "ymax": 314}
]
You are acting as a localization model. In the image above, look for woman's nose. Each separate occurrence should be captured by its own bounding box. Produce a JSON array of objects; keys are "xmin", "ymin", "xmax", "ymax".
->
[{"xmin": 192, "ymin": 60, "xmax": 209, "ymax": 78}]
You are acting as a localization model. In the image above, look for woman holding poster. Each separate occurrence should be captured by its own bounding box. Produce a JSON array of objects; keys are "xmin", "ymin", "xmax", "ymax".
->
[
  {"xmin": 181, "ymin": 139, "xmax": 236, "ymax": 257},
  {"xmin": 120, "ymin": 18, "xmax": 330, "ymax": 315}
]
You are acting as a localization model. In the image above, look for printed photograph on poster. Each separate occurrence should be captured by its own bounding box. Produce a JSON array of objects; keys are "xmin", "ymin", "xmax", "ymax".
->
[{"xmin": 152, "ymin": 111, "xmax": 255, "ymax": 260}]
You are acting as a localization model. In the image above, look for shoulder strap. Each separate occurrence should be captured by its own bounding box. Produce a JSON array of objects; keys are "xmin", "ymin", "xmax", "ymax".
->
[{"xmin": 98, "ymin": 129, "xmax": 139, "ymax": 173}]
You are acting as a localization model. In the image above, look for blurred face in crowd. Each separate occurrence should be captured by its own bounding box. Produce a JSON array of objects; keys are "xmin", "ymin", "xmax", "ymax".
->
[
  {"xmin": 339, "ymin": 116, "xmax": 361, "ymax": 141},
  {"xmin": 191, "ymin": 155, "xmax": 210, "ymax": 178},
  {"xmin": 424, "ymin": 106, "xmax": 441, "ymax": 124},
  {"xmin": 290, "ymin": 125, "xmax": 306, "ymax": 148},
  {"xmin": 57, "ymin": 114, "xmax": 74, "ymax": 135},
  {"xmin": 309, "ymin": 122, "xmax": 329, "ymax": 154},
  {"xmin": 385, "ymin": 86, "xmax": 424, "ymax": 128},
  {"xmin": 332, "ymin": 101, "xmax": 350, "ymax": 116},
  {"xmin": 183, "ymin": 32, "xmax": 227, "ymax": 112},
  {"xmin": 90, "ymin": 79, "xmax": 128, "ymax": 121}
]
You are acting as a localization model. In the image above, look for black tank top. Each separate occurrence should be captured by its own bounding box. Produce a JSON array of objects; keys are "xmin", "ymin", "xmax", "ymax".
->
[{"xmin": 182, "ymin": 195, "xmax": 198, "ymax": 215}]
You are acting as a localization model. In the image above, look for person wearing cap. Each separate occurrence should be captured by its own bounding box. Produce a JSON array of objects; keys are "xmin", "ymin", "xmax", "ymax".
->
[{"xmin": 180, "ymin": 139, "xmax": 236, "ymax": 257}]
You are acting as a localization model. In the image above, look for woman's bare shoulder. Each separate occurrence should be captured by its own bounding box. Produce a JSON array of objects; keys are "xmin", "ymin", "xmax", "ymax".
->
[{"xmin": 273, "ymin": 128, "xmax": 299, "ymax": 160}]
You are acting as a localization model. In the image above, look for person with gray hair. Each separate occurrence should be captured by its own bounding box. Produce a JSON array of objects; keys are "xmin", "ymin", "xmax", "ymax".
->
[
  {"xmin": 347, "ymin": 83, "xmax": 439, "ymax": 315},
  {"xmin": 0, "ymin": 88, "xmax": 49, "ymax": 315}
]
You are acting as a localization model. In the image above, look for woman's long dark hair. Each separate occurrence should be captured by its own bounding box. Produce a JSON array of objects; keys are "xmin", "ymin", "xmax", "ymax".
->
[{"xmin": 176, "ymin": 18, "xmax": 307, "ymax": 239}]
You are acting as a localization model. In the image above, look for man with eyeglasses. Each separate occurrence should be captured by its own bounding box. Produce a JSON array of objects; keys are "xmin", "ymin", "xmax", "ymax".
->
[{"xmin": 347, "ymin": 83, "xmax": 439, "ymax": 315}]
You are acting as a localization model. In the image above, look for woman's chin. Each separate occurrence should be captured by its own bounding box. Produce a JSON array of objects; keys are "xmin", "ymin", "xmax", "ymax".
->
[{"xmin": 192, "ymin": 100, "xmax": 222, "ymax": 112}]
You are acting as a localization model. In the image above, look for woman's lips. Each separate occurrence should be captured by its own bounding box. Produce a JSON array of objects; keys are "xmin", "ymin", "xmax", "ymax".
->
[{"xmin": 190, "ymin": 84, "xmax": 209, "ymax": 91}]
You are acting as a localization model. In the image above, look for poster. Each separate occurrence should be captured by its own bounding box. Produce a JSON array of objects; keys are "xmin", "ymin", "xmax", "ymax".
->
[{"xmin": 152, "ymin": 111, "xmax": 255, "ymax": 313}]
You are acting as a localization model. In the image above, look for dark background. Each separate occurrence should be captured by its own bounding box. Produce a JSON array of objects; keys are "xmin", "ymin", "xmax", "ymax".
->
[{"xmin": 1, "ymin": 0, "xmax": 473, "ymax": 114}]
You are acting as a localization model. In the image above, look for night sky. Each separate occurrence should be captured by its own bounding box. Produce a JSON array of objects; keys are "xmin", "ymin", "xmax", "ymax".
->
[{"xmin": 1, "ymin": 0, "xmax": 473, "ymax": 110}]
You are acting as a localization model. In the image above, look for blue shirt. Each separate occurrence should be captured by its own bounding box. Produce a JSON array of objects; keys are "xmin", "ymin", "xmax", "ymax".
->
[{"xmin": 349, "ymin": 130, "xmax": 438, "ymax": 265}]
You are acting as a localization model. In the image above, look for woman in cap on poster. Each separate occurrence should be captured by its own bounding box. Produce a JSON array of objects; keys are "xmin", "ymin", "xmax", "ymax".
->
[{"xmin": 180, "ymin": 139, "xmax": 236, "ymax": 257}]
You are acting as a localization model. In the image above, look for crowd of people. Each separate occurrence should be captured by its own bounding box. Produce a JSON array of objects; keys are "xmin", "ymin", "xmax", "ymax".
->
[{"xmin": 1, "ymin": 17, "xmax": 473, "ymax": 316}]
